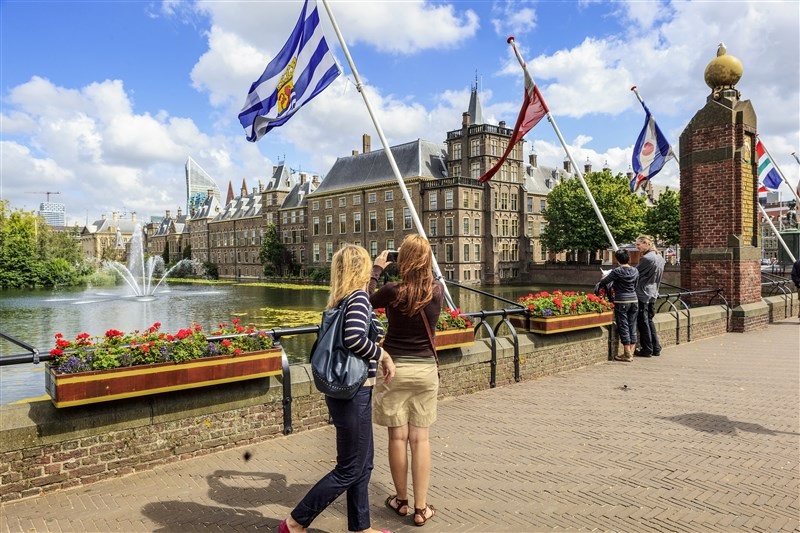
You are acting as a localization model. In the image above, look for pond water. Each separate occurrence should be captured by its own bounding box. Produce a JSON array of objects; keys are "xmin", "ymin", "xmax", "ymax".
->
[{"xmin": 0, "ymin": 281, "xmax": 588, "ymax": 405}]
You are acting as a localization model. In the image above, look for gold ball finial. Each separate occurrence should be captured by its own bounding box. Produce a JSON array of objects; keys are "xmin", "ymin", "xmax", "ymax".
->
[{"xmin": 704, "ymin": 42, "xmax": 743, "ymax": 90}]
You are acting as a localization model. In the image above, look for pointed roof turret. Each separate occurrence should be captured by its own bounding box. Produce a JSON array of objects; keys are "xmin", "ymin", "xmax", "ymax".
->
[
  {"xmin": 467, "ymin": 75, "xmax": 484, "ymax": 126},
  {"xmin": 226, "ymin": 180, "xmax": 235, "ymax": 205}
]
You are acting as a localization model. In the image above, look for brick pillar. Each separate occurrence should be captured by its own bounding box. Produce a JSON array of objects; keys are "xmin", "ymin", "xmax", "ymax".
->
[{"xmin": 679, "ymin": 88, "xmax": 766, "ymax": 332}]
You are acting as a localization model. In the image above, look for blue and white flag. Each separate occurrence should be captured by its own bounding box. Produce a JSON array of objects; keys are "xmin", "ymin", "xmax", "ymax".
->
[
  {"xmin": 238, "ymin": 0, "xmax": 340, "ymax": 142},
  {"xmin": 631, "ymin": 101, "xmax": 675, "ymax": 192}
]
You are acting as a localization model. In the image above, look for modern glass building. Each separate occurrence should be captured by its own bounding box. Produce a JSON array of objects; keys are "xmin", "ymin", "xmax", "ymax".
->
[
  {"xmin": 185, "ymin": 157, "xmax": 222, "ymax": 214},
  {"xmin": 39, "ymin": 202, "xmax": 66, "ymax": 226}
]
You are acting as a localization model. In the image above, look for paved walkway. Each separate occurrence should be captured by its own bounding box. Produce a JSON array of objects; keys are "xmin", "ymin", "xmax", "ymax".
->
[{"xmin": 2, "ymin": 320, "xmax": 799, "ymax": 533}]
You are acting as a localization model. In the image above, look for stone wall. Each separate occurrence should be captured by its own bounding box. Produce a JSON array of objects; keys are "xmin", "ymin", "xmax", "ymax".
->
[{"xmin": 3, "ymin": 301, "xmax": 793, "ymax": 503}]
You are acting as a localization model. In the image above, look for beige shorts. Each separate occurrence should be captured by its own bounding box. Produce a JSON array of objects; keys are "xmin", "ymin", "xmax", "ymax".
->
[{"xmin": 373, "ymin": 360, "xmax": 439, "ymax": 428}]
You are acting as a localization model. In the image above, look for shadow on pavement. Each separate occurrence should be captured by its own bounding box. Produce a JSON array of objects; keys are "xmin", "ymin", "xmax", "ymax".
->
[{"xmin": 660, "ymin": 412, "xmax": 800, "ymax": 436}]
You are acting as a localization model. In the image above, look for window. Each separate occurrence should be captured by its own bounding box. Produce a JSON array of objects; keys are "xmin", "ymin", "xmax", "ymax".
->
[
  {"xmin": 429, "ymin": 193, "xmax": 437, "ymax": 210},
  {"xmin": 451, "ymin": 165, "xmax": 461, "ymax": 178},
  {"xmin": 339, "ymin": 213, "xmax": 347, "ymax": 234},
  {"xmin": 511, "ymin": 193, "xmax": 518, "ymax": 211},
  {"xmin": 528, "ymin": 220, "xmax": 534, "ymax": 237},
  {"xmin": 470, "ymin": 138, "xmax": 480, "ymax": 157},
  {"xmin": 452, "ymin": 143, "xmax": 461, "ymax": 159},
  {"xmin": 541, "ymin": 247, "xmax": 547, "ymax": 261},
  {"xmin": 291, "ymin": 210, "xmax": 297, "ymax": 223},
  {"xmin": 313, "ymin": 243, "xmax": 320, "ymax": 262},
  {"xmin": 325, "ymin": 215, "xmax": 333, "ymax": 235},
  {"xmin": 354, "ymin": 212, "xmax": 362, "ymax": 233},
  {"xmin": 501, "ymin": 218, "xmax": 509, "ymax": 236},
  {"xmin": 429, "ymin": 218, "xmax": 438, "ymax": 237},
  {"xmin": 462, "ymin": 191, "xmax": 469, "ymax": 208},
  {"xmin": 463, "ymin": 269, "xmax": 471, "ymax": 280},
  {"xmin": 445, "ymin": 191, "xmax": 453, "ymax": 209},
  {"xmin": 339, "ymin": 197, "xmax": 346, "ymax": 207},
  {"xmin": 511, "ymin": 241, "xmax": 519, "ymax": 261},
  {"xmin": 312, "ymin": 201, "xmax": 319, "ymax": 211},
  {"xmin": 431, "ymin": 244, "xmax": 437, "ymax": 258},
  {"xmin": 463, "ymin": 217, "xmax": 470, "ymax": 236},
  {"xmin": 368, "ymin": 192, "xmax": 377, "ymax": 204},
  {"xmin": 490, "ymin": 138, "xmax": 498, "ymax": 156},
  {"xmin": 387, "ymin": 239, "xmax": 394, "ymax": 251},
  {"xmin": 282, "ymin": 212, "xmax": 288, "ymax": 225},
  {"xmin": 283, "ymin": 231, "xmax": 290, "ymax": 244},
  {"xmin": 527, "ymin": 197, "xmax": 533, "ymax": 213},
  {"xmin": 540, "ymin": 199, "xmax": 546, "ymax": 212},
  {"xmin": 326, "ymin": 242, "xmax": 333, "ymax": 261},
  {"xmin": 470, "ymin": 161, "xmax": 481, "ymax": 179},
  {"xmin": 312, "ymin": 217, "xmax": 320, "ymax": 236},
  {"xmin": 473, "ymin": 218, "xmax": 480, "ymax": 236},
  {"xmin": 369, "ymin": 210, "xmax": 377, "ymax": 232},
  {"xmin": 325, "ymin": 199, "xmax": 333, "ymax": 209},
  {"xmin": 353, "ymin": 195, "xmax": 361, "ymax": 205},
  {"xmin": 385, "ymin": 209, "xmax": 394, "ymax": 230},
  {"xmin": 445, "ymin": 217, "xmax": 454, "ymax": 236},
  {"xmin": 445, "ymin": 244, "xmax": 454, "ymax": 262},
  {"xmin": 511, "ymin": 221, "xmax": 518, "ymax": 237},
  {"xmin": 463, "ymin": 244, "xmax": 470, "ymax": 262},
  {"xmin": 385, "ymin": 190, "xmax": 393, "ymax": 201},
  {"xmin": 404, "ymin": 208, "xmax": 412, "ymax": 230},
  {"xmin": 500, "ymin": 164, "xmax": 507, "ymax": 181},
  {"xmin": 370, "ymin": 241, "xmax": 378, "ymax": 258},
  {"xmin": 501, "ymin": 192, "xmax": 508, "ymax": 210},
  {"xmin": 501, "ymin": 242, "xmax": 509, "ymax": 261},
  {"xmin": 473, "ymin": 192, "xmax": 480, "ymax": 209},
  {"xmin": 510, "ymin": 165, "xmax": 518, "ymax": 182}
]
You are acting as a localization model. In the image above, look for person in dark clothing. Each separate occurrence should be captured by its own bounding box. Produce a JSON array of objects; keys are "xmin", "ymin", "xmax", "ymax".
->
[
  {"xmin": 369, "ymin": 234, "xmax": 443, "ymax": 527},
  {"xmin": 792, "ymin": 258, "xmax": 800, "ymax": 319},
  {"xmin": 281, "ymin": 244, "xmax": 394, "ymax": 533},
  {"xmin": 596, "ymin": 249, "xmax": 640, "ymax": 362},
  {"xmin": 634, "ymin": 235, "xmax": 666, "ymax": 357}
]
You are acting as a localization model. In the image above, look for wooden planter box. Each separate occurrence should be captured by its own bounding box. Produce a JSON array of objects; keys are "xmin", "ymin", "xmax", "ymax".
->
[
  {"xmin": 510, "ymin": 311, "xmax": 614, "ymax": 334},
  {"xmin": 45, "ymin": 349, "xmax": 282, "ymax": 408},
  {"xmin": 435, "ymin": 328, "xmax": 475, "ymax": 350}
]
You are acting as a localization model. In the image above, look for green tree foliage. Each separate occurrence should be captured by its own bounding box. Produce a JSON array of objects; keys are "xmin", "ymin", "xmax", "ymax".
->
[
  {"xmin": 541, "ymin": 171, "xmax": 647, "ymax": 254},
  {"xmin": 259, "ymin": 223, "xmax": 286, "ymax": 276},
  {"xmin": 643, "ymin": 187, "xmax": 680, "ymax": 246},
  {"xmin": 162, "ymin": 242, "xmax": 170, "ymax": 265},
  {"xmin": 0, "ymin": 201, "xmax": 84, "ymax": 288}
]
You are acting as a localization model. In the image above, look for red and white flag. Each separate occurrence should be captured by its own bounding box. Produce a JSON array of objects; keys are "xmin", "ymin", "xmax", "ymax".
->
[{"xmin": 479, "ymin": 37, "xmax": 548, "ymax": 183}]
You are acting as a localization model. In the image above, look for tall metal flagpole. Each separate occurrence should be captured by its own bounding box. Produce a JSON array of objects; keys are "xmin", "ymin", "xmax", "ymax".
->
[
  {"xmin": 758, "ymin": 202, "xmax": 796, "ymax": 262},
  {"xmin": 630, "ymin": 86, "xmax": 678, "ymax": 171},
  {"xmin": 508, "ymin": 38, "xmax": 619, "ymax": 252},
  {"xmin": 758, "ymin": 137, "xmax": 800, "ymax": 205},
  {"xmin": 320, "ymin": 0, "xmax": 455, "ymax": 308}
]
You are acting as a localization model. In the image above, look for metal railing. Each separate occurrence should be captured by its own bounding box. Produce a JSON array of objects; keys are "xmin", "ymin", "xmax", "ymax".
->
[
  {"xmin": 761, "ymin": 271, "xmax": 797, "ymax": 319},
  {"xmin": 655, "ymin": 283, "xmax": 730, "ymax": 344}
]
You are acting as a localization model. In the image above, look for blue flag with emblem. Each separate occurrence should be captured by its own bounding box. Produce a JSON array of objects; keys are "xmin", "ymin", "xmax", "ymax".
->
[
  {"xmin": 238, "ymin": 0, "xmax": 341, "ymax": 142},
  {"xmin": 631, "ymin": 100, "xmax": 674, "ymax": 192}
]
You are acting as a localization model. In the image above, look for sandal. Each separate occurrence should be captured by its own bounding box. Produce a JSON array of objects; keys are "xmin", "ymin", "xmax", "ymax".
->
[
  {"xmin": 385, "ymin": 495, "xmax": 409, "ymax": 516},
  {"xmin": 413, "ymin": 504, "xmax": 436, "ymax": 527}
]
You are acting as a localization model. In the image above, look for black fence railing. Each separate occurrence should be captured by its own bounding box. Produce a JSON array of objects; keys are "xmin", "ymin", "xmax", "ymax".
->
[
  {"xmin": 655, "ymin": 283, "xmax": 730, "ymax": 343},
  {"xmin": 761, "ymin": 271, "xmax": 797, "ymax": 318}
]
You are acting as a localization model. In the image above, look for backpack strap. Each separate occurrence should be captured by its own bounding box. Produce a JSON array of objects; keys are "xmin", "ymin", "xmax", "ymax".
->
[{"xmin": 420, "ymin": 310, "xmax": 440, "ymax": 369}]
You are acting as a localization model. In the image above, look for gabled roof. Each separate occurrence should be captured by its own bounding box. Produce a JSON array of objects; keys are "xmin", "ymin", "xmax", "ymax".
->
[
  {"xmin": 214, "ymin": 189, "xmax": 263, "ymax": 221},
  {"xmin": 191, "ymin": 193, "xmax": 223, "ymax": 221},
  {"xmin": 524, "ymin": 161, "xmax": 571, "ymax": 195},
  {"xmin": 153, "ymin": 213, "xmax": 189, "ymax": 237},
  {"xmin": 83, "ymin": 217, "xmax": 140, "ymax": 235},
  {"xmin": 281, "ymin": 178, "xmax": 317, "ymax": 210},
  {"xmin": 265, "ymin": 164, "xmax": 295, "ymax": 192},
  {"xmin": 310, "ymin": 139, "xmax": 447, "ymax": 196}
]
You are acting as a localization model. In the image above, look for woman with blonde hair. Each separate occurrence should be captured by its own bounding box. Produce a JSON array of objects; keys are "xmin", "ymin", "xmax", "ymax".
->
[
  {"xmin": 634, "ymin": 234, "xmax": 666, "ymax": 357},
  {"xmin": 281, "ymin": 244, "xmax": 395, "ymax": 533},
  {"xmin": 369, "ymin": 234, "xmax": 444, "ymax": 527}
]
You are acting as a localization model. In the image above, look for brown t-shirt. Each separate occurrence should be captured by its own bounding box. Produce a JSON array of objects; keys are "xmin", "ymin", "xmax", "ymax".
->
[{"xmin": 368, "ymin": 265, "xmax": 444, "ymax": 358}]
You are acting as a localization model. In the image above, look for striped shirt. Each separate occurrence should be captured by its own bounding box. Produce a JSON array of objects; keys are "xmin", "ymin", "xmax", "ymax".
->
[{"xmin": 341, "ymin": 290, "xmax": 384, "ymax": 386}]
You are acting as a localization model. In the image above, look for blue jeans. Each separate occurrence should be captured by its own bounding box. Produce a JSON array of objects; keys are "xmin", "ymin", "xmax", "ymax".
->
[
  {"xmin": 614, "ymin": 302, "xmax": 638, "ymax": 346},
  {"xmin": 637, "ymin": 299, "xmax": 661, "ymax": 355},
  {"xmin": 291, "ymin": 386, "xmax": 374, "ymax": 531}
]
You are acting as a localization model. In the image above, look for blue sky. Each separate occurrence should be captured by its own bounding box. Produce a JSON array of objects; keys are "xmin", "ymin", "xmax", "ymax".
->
[{"xmin": 2, "ymin": 0, "xmax": 798, "ymax": 226}]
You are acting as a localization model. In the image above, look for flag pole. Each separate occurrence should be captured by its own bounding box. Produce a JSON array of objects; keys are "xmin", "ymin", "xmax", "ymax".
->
[
  {"xmin": 630, "ymin": 85, "xmax": 679, "ymax": 170},
  {"xmin": 792, "ymin": 151, "xmax": 800, "ymax": 166},
  {"xmin": 758, "ymin": 136, "xmax": 800, "ymax": 205},
  {"xmin": 508, "ymin": 38, "xmax": 618, "ymax": 251},
  {"xmin": 319, "ymin": 0, "xmax": 456, "ymax": 308},
  {"xmin": 758, "ymin": 202, "xmax": 796, "ymax": 262}
]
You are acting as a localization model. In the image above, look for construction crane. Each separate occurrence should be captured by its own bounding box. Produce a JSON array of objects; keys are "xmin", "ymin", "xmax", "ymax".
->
[{"xmin": 25, "ymin": 191, "xmax": 62, "ymax": 202}]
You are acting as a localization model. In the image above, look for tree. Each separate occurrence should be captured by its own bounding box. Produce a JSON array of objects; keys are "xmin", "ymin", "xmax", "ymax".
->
[
  {"xmin": 162, "ymin": 242, "xmax": 170, "ymax": 266},
  {"xmin": 0, "ymin": 202, "xmax": 38, "ymax": 288},
  {"xmin": 259, "ymin": 223, "xmax": 286, "ymax": 276},
  {"xmin": 541, "ymin": 171, "xmax": 647, "ymax": 254},
  {"xmin": 643, "ymin": 187, "xmax": 680, "ymax": 246}
]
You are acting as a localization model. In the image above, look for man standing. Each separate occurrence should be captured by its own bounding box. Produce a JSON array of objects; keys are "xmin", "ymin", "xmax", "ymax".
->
[
  {"xmin": 791, "ymin": 257, "xmax": 800, "ymax": 319},
  {"xmin": 634, "ymin": 235, "xmax": 666, "ymax": 357}
]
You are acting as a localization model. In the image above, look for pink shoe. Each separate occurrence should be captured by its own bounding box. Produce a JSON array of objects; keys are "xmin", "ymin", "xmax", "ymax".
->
[{"xmin": 278, "ymin": 519, "xmax": 290, "ymax": 533}]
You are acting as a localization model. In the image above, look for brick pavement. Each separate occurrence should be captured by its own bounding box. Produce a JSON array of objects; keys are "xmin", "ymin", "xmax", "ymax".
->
[{"xmin": 2, "ymin": 319, "xmax": 799, "ymax": 533}]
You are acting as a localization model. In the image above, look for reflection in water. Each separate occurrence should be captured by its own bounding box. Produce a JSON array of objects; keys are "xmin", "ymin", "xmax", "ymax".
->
[{"xmin": 0, "ymin": 282, "xmax": 585, "ymax": 405}]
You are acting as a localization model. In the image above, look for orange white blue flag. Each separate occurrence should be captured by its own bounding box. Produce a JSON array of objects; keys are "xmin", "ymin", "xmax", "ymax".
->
[
  {"xmin": 631, "ymin": 100, "xmax": 674, "ymax": 192},
  {"xmin": 238, "ymin": 0, "xmax": 340, "ymax": 142}
]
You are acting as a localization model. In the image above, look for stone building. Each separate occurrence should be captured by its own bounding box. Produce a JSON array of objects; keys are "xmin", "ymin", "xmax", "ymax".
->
[
  {"xmin": 146, "ymin": 209, "xmax": 188, "ymax": 263},
  {"xmin": 80, "ymin": 212, "xmax": 141, "ymax": 262},
  {"xmin": 187, "ymin": 189, "xmax": 223, "ymax": 269},
  {"xmin": 207, "ymin": 179, "xmax": 265, "ymax": 280}
]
